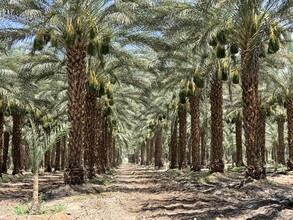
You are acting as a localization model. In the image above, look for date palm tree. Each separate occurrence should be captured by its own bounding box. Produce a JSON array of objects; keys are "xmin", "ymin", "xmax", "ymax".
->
[
  {"xmin": 266, "ymin": 46, "xmax": 293, "ymax": 169},
  {"xmin": 0, "ymin": 0, "xmax": 134, "ymax": 184}
]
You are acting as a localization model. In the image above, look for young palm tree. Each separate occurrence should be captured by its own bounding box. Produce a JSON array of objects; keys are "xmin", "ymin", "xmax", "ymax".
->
[{"xmin": 26, "ymin": 118, "xmax": 68, "ymax": 213}]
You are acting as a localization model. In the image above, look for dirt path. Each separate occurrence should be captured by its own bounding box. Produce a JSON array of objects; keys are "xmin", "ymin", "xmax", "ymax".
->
[
  {"xmin": 1, "ymin": 164, "xmax": 293, "ymax": 220},
  {"xmin": 70, "ymin": 163, "xmax": 293, "ymax": 220}
]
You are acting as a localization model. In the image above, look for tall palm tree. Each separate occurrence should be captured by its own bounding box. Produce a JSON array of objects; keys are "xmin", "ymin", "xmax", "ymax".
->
[
  {"xmin": 178, "ymin": 84, "xmax": 187, "ymax": 170},
  {"xmin": 169, "ymin": 116, "xmax": 178, "ymax": 169},
  {"xmin": 225, "ymin": 0, "xmax": 291, "ymax": 179},
  {"xmin": 210, "ymin": 70, "xmax": 224, "ymax": 173},
  {"xmin": 1, "ymin": 0, "xmax": 134, "ymax": 184},
  {"xmin": 155, "ymin": 125, "xmax": 163, "ymax": 169},
  {"xmin": 265, "ymin": 45, "xmax": 293, "ymax": 169},
  {"xmin": 189, "ymin": 81, "xmax": 201, "ymax": 171},
  {"xmin": 0, "ymin": 102, "xmax": 3, "ymax": 177},
  {"xmin": 276, "ymin": 113, "xmax": 286, "ymax": 165}
]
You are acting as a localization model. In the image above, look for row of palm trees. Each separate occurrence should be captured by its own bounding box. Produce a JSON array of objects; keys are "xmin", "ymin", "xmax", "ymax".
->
[
  {"xmin": 130, "ymin": 0, "xmax": 292, "ymax": 179},
  {"xmin": 0, "ymin": 0, "xmax": 292, "ymax": 183}
]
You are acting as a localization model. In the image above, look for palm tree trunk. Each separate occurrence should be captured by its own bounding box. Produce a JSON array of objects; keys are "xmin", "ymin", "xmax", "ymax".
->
[
  {"xmin": 200, "ymin": 128, "xmax": 206, "ymax": 166},
  {"xmin": 106, "ymin": 126, "xmax": 112, "ymax": 171},
  {"xmin": 187, "ymin": 135, "xmax": 191, "ymax": 166},
  {"xmin": 84, "ymin": 89, "xmax": 97, "ymax": 178},
  {"xmin": 2, "ymin": 131, "xmax": 9, "ymax": 173},
  {"xmin": 55, "ymin": 140, "xmax": 61, "ymax": 171},
  {"xmin": 286, "ymin": 99, "xmax": 293, "ymax": 170},
  {"xmin": 100, "ymin": 119, "xmax": 109, "ymax": 172},
  {"xmin": 190, "ymin": 95, "xmax": 201, "ymax": 171},
  {"xmin": 170, "ymin": 117, "xmax": 178, "ymax": 169},
  {"xmin": 61, "ymin": 136, "xmax": 67, "ymax": 170},
  {"xmin": 0, "ymin": 111, "xmax": 3, "ymax": 177},
  {"xmin": 178, "ymin": 107, "xmax": 187, "ymax": 170},
  {"xmin": 273, "ymin": 142, "xmax": 278, "ymax": 163},
  {"xmin": 150, "ymin": 138, "xmax": 154, "ymax": 164},
  {"xmin": 256, "ymin": 109, "xmax": 266, "ymax": 167},
  {"xmin": 241, "ymin": 50, "xmax": 265, "ymax": 179},
  {"xmin": 235, "ymin": 119, "xmax": 244, "ymax": 166},
  {"xmin": 112, "ymin": 139, "xmax": 116, "ymax": 167},
  {"xmin": 24, "ymin": 144, "xmax": 31, "ymax": 171},
  {"xmin": 64, "ymin": 41, "xmax": 87, "ymax": 185},
  {"xmin": 44, "ymin": 128, "xmax": 52, "ymax": 172},
  {"xmin": 277, "ymin": 116, "xmax": 285, "ymax": 165},
  {"xmin": 140, "ymin": 142, "xmax": 145, "ymax": 165},
  {"xmin": 210, "ymin": 79, "xmax": 224, "ymax": 173},
  {"xmin": 95, "ymin": 106, "xmax": 104, "ymax": 173},
  {"xmin": 155, "ymin": 128, "xmax": 163, "ymax": 168},
  {"xmin": 31, "ymin": 168, "xmax": 39, "ymax": 214},
  {"xmin": 51, "ymin": 149, "xmax": 55, "ymax": 170},
  {"xmin": 12, "ymin": 112, "xmax": 22, "ymax": 175},
  {"xmin": 146, "ymin": 141, "xmax": 150, "ymax": 165}
]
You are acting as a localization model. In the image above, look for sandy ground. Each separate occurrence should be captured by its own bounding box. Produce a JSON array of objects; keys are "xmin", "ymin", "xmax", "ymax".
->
[{"xmin": 1, "ymin": 163, "xmax": 293, "ymax": 220}]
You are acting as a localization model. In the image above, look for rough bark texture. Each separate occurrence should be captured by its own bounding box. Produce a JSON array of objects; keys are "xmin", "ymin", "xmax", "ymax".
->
[
  {"xmin": 0, "ymin": 111, "xmax": 3, "ymax": 176},
  {"xmin": 200, "ymin": 129, "xmax": 206, "ymax": 166},
  {"xmin": 140, "ymin": 142, "xmax": 145, "ymax": 165},
  {"xmin": 12, "ymin": 113, "xmax": 22, "ymax": 175},
  {"xmin": 170, "ymin": 117, "xmax": 178, "ymax": 169},
  {"xmin": 257, "ymin": 110, "xmax": 266, "ymax": 166},
  {"xmin": 112, "ymin": 139, "xmax": 116, "ymax": 167},
  {"xmin": 2, "ymin": 131, "xmax": 9, "ymax": 173},
  {"xmin": 241, "ymin": 50, "xmax": 265, "ymax": 179},
  {"xmin": 287, "ymin": 99, "xmax": 293, "ymax": 170},
  {"xmin": 95, "ymin": 106, "xmax": 104, "ymax": 174},
  {"xmin": 24, "ymin": 144, "xmax": 31, "ymax": 171},
  {"xmin": 273, "ymin": 142, "xmax": 278, "ymax": 163},
  {"xmin": 277, "ymin": 117, "xmax": 285, "ymax": 165},
  {"xmin": 84, "ymin": 89, "xmax": 97, "ymax": 179},
  {"xmin": 100, "ymin": 119, "xmax": 109, "ymax": 173},
  {"xmin": 190, "ymin": 95, "xmax": 201, "ymax": 171},
  {"xmin": 107, "ymin": 129, "xmax": 113, "ymax": 170},
  {"xmin": 44, "ymin": 128, "xmax": 52, "ymax": 172},
  {"xmin": 187, "ymin": 136, "xmax": 191, "ymax": 166},
  {"xmin": 235, "ymin": 120, "xmax": 244, "ymax": 166},
  {"xmin": 51, "ymin": 149, "xmax": 55, "ymax": 170},
  {"xmin": 55, "ymin": 140, "xmax": 61, "ymax": 171},
  {"xmin": 155, "ymin": 128, "xmax": 163, "ymax": 168},
  {"xmin": 64, "ymin": 41, "xmax": 87, "ymax": 185},
  {"xmin": 178, "ymin": 107, "xmax": 187, "ymax": 170},
  {"xmin": 210, "ymin": 79, "xmax": 224, "ymax": 173},
  {"xmin": 146, "ymin": 141, "xmax": 151, "ymax": 166},
  {"xmin": 149, "ymin": 138, "xmax": 154, "ymax": 165},
  {"xmin": 61, "ymin": 136, "xmax": 67, "ymax": 170}
]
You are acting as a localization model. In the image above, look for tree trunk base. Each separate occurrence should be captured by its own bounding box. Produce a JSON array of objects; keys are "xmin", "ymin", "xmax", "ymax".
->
[
  {"xmin": 245, "ymin": 165, "xmax": 266, "ymax": 179},
  {"xmin": 64, "ymin": 166, "xmax": 86, "ymax": 185},
  {"xmin": 45, "ymin": 166, "xmax": 52, "ymax": 172},
  {"xmin": 169, "ymin": 164, "xmax": 177, "ymax": 169},
  {"xmin": 236, "ymin": 161, "xmax": 245, "ymax": 167},
  {"xmin": 12, "ymin": 169, "xmax": 22, "ymax": 175},
  {"xmin": 210, "ymin": 160, "xmax": 224, "ymax": 173},
  {"xmin": 87, "ymin": 167, "xmax": 96, "ymax": 179},
  {"xmin": 287, "ymin": 160, "xmax": 293, "ymax": 171},
  {"xmin": 191, "ymin": 164, "xmax": 201, "ymax": 172}
]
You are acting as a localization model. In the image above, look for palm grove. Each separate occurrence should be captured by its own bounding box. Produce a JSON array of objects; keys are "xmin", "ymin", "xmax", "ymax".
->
[{"xmin": 0, "ymin": 0, "xmax": 292, "ymax": 186}]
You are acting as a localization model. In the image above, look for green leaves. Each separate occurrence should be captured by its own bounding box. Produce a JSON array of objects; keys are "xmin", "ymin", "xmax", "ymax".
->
[{"xmin": 26, "ymin": 118, "xmax": 69, "ymax": 174}]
